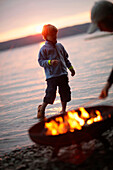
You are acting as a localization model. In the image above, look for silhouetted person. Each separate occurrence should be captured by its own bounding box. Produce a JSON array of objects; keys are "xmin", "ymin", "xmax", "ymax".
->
[{"xmin": 88, "ymin": 0, "xmax": 113, "ymax": 99}]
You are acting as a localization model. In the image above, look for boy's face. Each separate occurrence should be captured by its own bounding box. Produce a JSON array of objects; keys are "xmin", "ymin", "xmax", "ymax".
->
[{"xmin": 46, "ymin": 31, "xmax": 57, "ymax": 43}]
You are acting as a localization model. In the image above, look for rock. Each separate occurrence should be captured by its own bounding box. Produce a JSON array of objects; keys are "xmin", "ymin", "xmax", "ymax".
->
[
  {"xmin": 16, "ymin": 164, "xmax": 27, "ymax": 170},
  {"xmin": 0, "ymin": 128, "xmax": 113, "ymax": 170}
]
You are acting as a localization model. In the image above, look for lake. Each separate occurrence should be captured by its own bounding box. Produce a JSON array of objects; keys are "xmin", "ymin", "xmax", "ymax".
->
[{"xmin": 0, "ymin": 32, "xmax": 113, "ymax": 156}]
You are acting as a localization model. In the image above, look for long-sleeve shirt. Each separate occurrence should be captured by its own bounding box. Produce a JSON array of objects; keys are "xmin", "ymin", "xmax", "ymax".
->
[{"xmin": 38, "ymin": 40, "xmax": 73, "ymax": 80}]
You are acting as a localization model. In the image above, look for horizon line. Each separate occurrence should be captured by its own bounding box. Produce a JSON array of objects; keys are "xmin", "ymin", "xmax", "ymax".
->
[{"xmin": 0, "ymin": 22, "xmax": 90, "ymax": 44}]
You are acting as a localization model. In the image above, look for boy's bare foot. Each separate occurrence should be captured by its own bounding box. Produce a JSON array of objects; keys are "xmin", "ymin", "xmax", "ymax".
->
[{"xmin": 37, "ymin": 105, "xmax": 45, "ymax": 119}]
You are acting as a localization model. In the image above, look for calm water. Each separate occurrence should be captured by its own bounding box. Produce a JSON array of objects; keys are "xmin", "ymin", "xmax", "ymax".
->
[{"xmin": 0, "ymin": 33, "xmax": 113, "ymax": 156}]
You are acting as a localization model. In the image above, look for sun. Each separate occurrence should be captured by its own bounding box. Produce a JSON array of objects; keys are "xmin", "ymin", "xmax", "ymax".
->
[{"xmin": 36, "ymin": 25, "xmax": 43, "ymax": 34}]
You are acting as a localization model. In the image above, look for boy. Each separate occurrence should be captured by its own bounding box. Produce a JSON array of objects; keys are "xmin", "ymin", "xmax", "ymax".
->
[{"xmin": 37, "ymin": 24, "xmax": 75, "ymax": 119}]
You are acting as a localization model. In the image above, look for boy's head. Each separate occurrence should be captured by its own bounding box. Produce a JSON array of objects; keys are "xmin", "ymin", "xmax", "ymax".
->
[{"xmin": 42, "ymin": 24, "xmax": 58, "ymax": 43}]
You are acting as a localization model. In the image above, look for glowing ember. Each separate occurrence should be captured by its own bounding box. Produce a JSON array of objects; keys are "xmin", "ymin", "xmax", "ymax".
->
[{"xmin": 45, "ymin": 107, "xmax": 103, "ymax": 136}]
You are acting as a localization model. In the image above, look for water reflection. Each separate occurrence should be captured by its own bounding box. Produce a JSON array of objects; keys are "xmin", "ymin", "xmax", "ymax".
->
[{"xmin": 0, "ymin": 33, "xmax": 113, "ymax": 155}]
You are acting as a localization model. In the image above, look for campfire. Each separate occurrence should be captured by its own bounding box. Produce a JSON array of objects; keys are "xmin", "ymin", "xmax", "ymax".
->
[
  {"xmin": 45, "ymin": 107, "xmax": 103, "ymax": 136},
  {"xmin": 29, "ymin": 105, "xmax": 113, "ymax": 157}
]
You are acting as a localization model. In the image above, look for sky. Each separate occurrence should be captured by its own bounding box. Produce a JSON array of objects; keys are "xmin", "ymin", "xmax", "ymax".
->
[{"xmin": 0, "ymin": 0, "xmax": 113, "ymax": 42}]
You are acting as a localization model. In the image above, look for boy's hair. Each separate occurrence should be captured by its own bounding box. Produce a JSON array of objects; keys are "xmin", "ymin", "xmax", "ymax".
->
[{"xmin": 42, "ymin": 24, "xmax": 58, "ymax": 39}]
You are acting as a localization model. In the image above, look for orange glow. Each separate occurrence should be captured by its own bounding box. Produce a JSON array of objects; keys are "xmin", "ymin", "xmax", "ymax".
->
[
  {"xmin": 67, "ymin": 111, "xmax": 85, "ymax": 126},
  {"xmin": 39, "ymin": 41, "xmax": 45, "ymax": 48},
  {"xmin": 108, "ymin": 114, "xmax": 111, "ymax": 118},
  {"xmin": 45, "ymin": 107, "xmax": 105, "ymax": 136},
  {"xmin": 66, "ymin": 114, "xmax": 82, "ymax": 131},
  {"xmin": 36, "ymin": 25, "xmax": 43, "ymax": 34},
  {"xmin": 0, "ymin": 24, "xmax": 43, "ymax": 42},
  {"xmin": 87, "ymin": 110, "xmax": 103, "ymax": 125},
  {"xmin": 79, "ymin": 107, "xmax": 90, "ymax": 119},
  {"xmin": 0, "ymin": 12, "xmax": 90, "ymax": 42}
]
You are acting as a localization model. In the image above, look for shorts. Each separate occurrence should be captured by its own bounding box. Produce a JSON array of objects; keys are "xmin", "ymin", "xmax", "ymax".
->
[{"xmin": 43, "ymin": 75, "xmax": 71, "ymax": 104}]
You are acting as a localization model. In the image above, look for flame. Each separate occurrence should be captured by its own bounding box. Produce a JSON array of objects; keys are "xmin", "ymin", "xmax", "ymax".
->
[
  {"xmin": 67, "ymin": 111, "xmax": 85, "ymax": 126},
  {"xmin": 87, "ymin": 110, "xmax": 103, "ymax": 125},
  {"xmin": 45, "ymin": 107, "xmax": 103, "ymax": 136},
  {"xmin": 79, "ymin": 107, "xmax": 90, "ymax": 118},
  {"xmin": 66, "ymin": 112, "xmax": 82, "ymax": 131}
]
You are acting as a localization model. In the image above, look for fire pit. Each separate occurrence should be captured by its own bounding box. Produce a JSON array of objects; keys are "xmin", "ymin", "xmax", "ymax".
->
[{"xmin": 29, "ymin": 105, "xmax": 113, "ymax": 156}]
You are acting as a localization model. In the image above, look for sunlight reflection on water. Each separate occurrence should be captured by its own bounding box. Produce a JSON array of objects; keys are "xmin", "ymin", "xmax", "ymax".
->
[{"xmin": 0, "ymin": 33, "xmax": 113, "ymax": 155}]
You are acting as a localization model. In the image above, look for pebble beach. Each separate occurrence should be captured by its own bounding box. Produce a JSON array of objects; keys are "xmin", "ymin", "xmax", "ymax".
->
[{"xmin": 0, "ymin": 128, "xmax": 113, "ymax": 170}]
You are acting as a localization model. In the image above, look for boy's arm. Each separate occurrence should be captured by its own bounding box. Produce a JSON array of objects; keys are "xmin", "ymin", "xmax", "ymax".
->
[
  {"xmin": 38, "ymin": 49, "xmax": 51, "ymax": 67},
  {"xmin": 69, "ymin": 67, "xmax": 75, "ymax": 76},
  {"xmin": 61, "ymin": 45, "xmax": 75, "ymax": 76}
]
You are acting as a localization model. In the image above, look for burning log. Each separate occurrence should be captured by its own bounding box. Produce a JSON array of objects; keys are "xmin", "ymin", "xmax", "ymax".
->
[{"xmin": 29, "ymin": 105, "xmax": 113, "ymax": 156}]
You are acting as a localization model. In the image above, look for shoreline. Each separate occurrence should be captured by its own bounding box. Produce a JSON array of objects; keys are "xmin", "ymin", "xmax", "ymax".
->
[
  {"xmin": 0, "ymin": 23, "xmax": 90, "ymax": 51},
  {"xmin": 0, "ymin": 128, "xmax": 113, "ymax": 170}
]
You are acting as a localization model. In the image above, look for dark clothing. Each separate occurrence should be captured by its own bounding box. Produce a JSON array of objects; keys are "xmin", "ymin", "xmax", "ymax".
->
[
  {"xmin": 38, "ymin": 40, "xmax": 73, "ymax": 105},
  {"xmin": 108, "ymin": 68, "xmax": 113, "ymax": 84},
  {"xmin": 43, "ymin": 75, "xmax": 71, "ymax": 104},
  {"xmin": 38, "ymin": 40, "xmax": 73, "ymax": 80}
]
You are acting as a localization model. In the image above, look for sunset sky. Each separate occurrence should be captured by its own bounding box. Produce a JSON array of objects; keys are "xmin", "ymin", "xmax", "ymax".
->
[{"xmin": 0, "ymin": 0, "xmax": 113, "ymax": 42}]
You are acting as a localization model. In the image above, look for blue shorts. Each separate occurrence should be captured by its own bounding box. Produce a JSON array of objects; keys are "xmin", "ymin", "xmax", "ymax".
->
[{"xmin": 43, "ymin": 75, "xmax": 71, "ymax": 104}]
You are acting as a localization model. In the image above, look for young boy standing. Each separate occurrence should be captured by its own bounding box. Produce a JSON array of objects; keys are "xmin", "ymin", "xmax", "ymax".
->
[{"xmin": 37, "ymin": 24, "xmax": 75, "ymax": 119}]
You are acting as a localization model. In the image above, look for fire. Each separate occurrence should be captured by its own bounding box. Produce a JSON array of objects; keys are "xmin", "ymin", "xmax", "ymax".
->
[
  {"xmin": 87, "ymin": 110, "xmax": 103, "ymax": 125},
  {"xmin": 79, "ymin": 107, "xmax": 90, "ymax": 118},
  {"xmin": 45, "ymin": 117, "xmax": 68, "ymax": 135},
  {"xmin": 67, "ymin": 111, "xmax": 85, "ymax": 126},
  {"xmin": 45, "ymin": 107, "xmax": 103, "ymax": 135}
]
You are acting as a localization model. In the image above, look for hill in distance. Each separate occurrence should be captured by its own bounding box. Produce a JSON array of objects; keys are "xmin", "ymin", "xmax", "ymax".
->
[{"xmin": 0, "ymin": 23, "xmax": 90, "ymax": 51}]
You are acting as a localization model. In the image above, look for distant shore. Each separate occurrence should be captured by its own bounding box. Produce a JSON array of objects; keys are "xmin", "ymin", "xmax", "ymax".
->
[{"xmin": 0, "ymin": 23, "xmax": 90, "ymax": 52}]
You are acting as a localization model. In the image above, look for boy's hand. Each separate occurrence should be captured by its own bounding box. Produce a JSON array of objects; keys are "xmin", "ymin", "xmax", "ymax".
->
[
  {"xmin": 70, "ymin": 68, "xmax": 75, "ymax": 76},
  {"xmin": 51, "ymin": 60, "xmax": 59, "ymax": 66}
]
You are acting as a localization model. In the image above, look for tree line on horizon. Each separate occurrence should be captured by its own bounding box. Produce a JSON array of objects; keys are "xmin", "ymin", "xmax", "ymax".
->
[{"xmin": 0, "ymin": 23, "xmax": 90, "ymax": 51}]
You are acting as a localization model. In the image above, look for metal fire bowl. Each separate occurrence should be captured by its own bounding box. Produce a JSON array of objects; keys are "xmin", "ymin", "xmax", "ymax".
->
[{"xmin": 29, "ymin": 105, "xmax": 113, "ymax": 148}]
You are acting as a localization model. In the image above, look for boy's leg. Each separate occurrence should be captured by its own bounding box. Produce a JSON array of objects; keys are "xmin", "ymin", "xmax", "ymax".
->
[
  {"xmin": 41, "ymin": 102, "xmax": 48, "ymax": 113},
  {"xmin": 37, "ymin": 102, "xmax": 48, "ymax": 119},
  {"xmin": 61, "ymin": 101, "xmax": 67, "ymax": 113},
  {"xmin": 37, "ymin": 78, "xmax": 57, "ymax": 118},
  {"xmin": 59, "ymin": 75, "xmax": 71, "ymax": 113}
]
